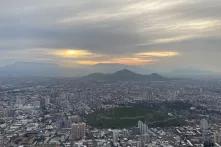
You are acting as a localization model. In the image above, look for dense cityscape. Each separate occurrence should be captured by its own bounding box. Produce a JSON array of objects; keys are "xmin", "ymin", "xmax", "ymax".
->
[{"xmin": 1, "ymin": 70, "xmax": 221, "ymax": 147}]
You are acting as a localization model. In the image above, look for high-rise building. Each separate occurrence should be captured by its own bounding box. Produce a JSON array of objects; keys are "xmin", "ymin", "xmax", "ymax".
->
[
  {"xmin": 214, "ymin": 129, "xmax": 221, "ymax": 145},
  {"xmin": 71, "ymin": 122, "xmax": 86, "ymax": 144},
  {"xmin": 40, "ymin": 97, "xmax": 46, "ymax": 111},
  {"xmin": 200, "ymin": 119, "xmax": 209, "ymax": 131},
  {"xmin": 200, "ymin": 119, "xmax": 214, "ymax": 147},
  {"xmin": 138, "ymin": 120, "xmax": 149, "ymax": 135},
  {"xmin": 15, "ymin": 96, "xmax": 24, "ymax": 109},
  {"xmin": 112, "ymin": 130, "xmax": 120, "ymax": 145},
  {"xmin": 200, "ymin": 119, "xmax": 209, "ymax": 143},
  {"xmin": 0, "ymin": 136, "xmax": 3, "ymax": 147}
]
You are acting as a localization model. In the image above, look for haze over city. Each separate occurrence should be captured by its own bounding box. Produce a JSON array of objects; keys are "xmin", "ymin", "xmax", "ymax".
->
[{"xmin": 0, "ymin": 0, "xmax": 221, "ymax": 77}]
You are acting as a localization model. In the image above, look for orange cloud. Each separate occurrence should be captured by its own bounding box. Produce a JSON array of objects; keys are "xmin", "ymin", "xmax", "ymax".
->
[
  {"xmin": 76, "ymin": 57, "xmax": 153, "ymax": 66},
  {"xmin": 110, "ymin": 57, "xmax": 153, "ymax": 65},
  {"xmin": 52, "ymin": 49, "xmax": 179, "ymax": 66},
  {"xmin": 135, "ymin": 51, "xmax": 179, "ymax": 57},
  {"xmin": 53, "ymin": 49, "xmax": 94, "ymax": 58}
]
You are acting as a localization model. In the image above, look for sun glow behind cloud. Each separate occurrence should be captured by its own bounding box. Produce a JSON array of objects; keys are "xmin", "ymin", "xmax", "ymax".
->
[
  {"xmin": 52, "ymin": 49, "xmax": 179, "ymax": 66},
  {"xmin": 53, "ymin": 49, "xmax": 94, "ymax": 58}
]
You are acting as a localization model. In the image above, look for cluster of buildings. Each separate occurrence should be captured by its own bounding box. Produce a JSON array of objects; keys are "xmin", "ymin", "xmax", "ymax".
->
[{"xmin": 1, "ymin": 77, "xmax": 221, "ymax": 146}]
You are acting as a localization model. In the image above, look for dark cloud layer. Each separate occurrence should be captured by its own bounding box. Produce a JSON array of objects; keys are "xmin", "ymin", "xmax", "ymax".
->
[{"xmin": 0, "ymin": 0, "xmax": 221, "ymax": 72}]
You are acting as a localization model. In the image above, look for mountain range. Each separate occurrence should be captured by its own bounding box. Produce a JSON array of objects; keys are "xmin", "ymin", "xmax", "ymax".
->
[
  {"xmin": 0, "ymin": 62, "xmax": 166, "ymax": 81},
  {"xmin": 0, "ymin": 62, "xmax": 218, "ymax": 79},
  {"xmin": 84, "ymin": 69, "xmax": 166, "ymax": 81}
]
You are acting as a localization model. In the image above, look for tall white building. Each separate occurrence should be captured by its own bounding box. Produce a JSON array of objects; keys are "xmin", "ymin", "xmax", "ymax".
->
[
  {"xmin": 200, "ymin": 119, "xmax": 209, "ymax": 131},
  {"xmin": 112, "ymin": 129, "xmax": 120, "ymax": 145},
  {"xmin": 138, "ymin": 120, "xmax": 149, "ymax": 135},
  {"xmin": 200, "ymin": 119, "xmax": 210, "ymax": 144}
]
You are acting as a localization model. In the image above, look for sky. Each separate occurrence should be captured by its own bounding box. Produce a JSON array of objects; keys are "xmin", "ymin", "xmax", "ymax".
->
[{"xmin": 0, "ymin": 0, "xmax": 221, "ymax": 73}]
